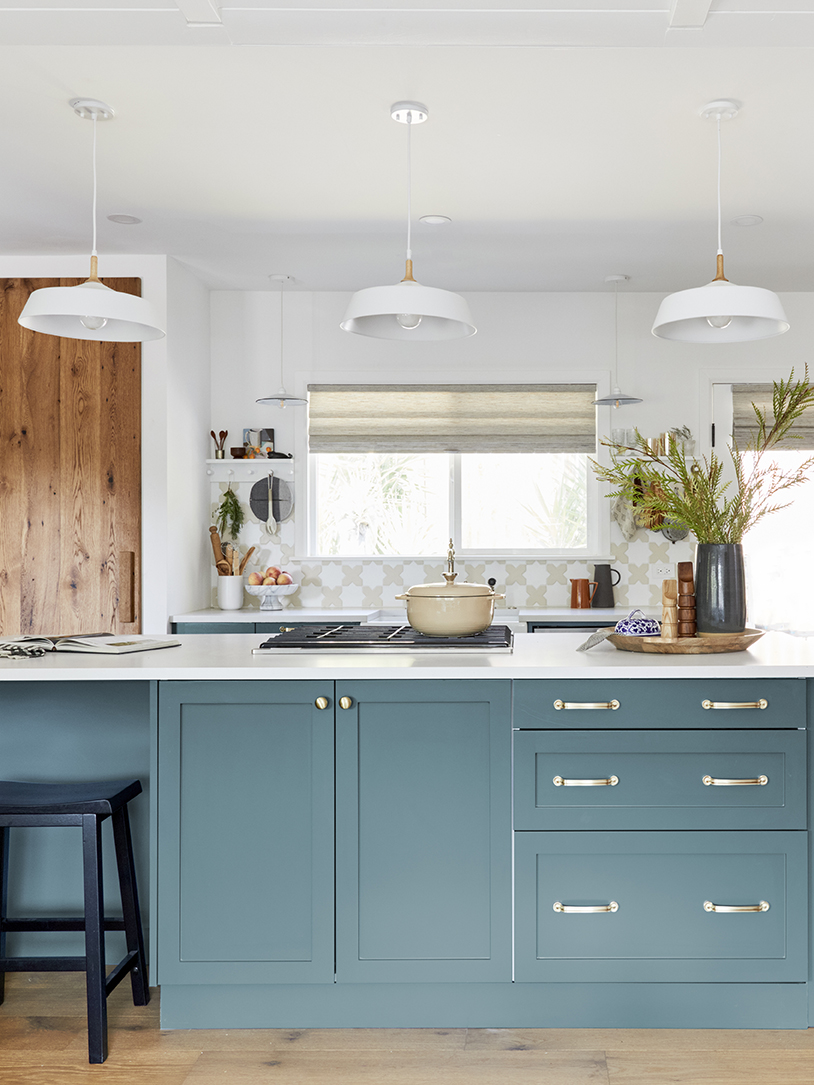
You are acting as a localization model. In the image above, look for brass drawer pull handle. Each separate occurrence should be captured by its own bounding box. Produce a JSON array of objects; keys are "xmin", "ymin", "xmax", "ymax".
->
[
  {"xmin": 314, "ymin": 697, "xmax": 329, "ymax": 710},
  {"xmin": 702, "ymin": 699, "xmax": 768, "ymax": 710},
  {"xmin": 704, "ymin": 900, "xmax": 770, "ymax": 913},
  {"xmin": 554, "ymin": 901, "xmax": 618, "ymax": 914},
  {"xmin": 339, "ymin": 696, "xmax": 353, "ymax": 710},
  {"xmin": 554, "ymin": 699, "xmax": 620, "ymax": 711},
  {"xmin": 280, "ymin": 626, "xmax": 296, "ymax": 632},
  {"xmin": 703, "ymin": 774, "xmax": 768, "ymax": 787},
  {"xmin": 553, "ymin": 775, "xmax": 619, "ymax": 787}
]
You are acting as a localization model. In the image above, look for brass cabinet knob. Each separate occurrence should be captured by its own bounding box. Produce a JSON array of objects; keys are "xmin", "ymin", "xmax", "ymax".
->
[
  {"xmin": 339, "ymin": 696, "xmax": 353, "ymax": 710},
  {"xmin": 314, "ymin": 697, "xmax": 329, "ymax": 710}
]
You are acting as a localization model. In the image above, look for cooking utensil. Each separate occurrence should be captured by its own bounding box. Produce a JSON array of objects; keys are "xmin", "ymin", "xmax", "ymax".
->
[
  {"xmin": 266, "ymin": 473, "xmax": 277, "ymax": 533},
  {"xmin": 395, "ymin": 539, "xmax": 504, "ymax": 637},
  {"xmin": 216, "ymin": 559, "xmax": 231, "ymax": 577},
  {"xmin": 209, "ymin": 526, "xmax": 226, "ymax": 569},
  {"xmin": 238, "ymin": 546, "xmax": 255, "ymax": 576}
]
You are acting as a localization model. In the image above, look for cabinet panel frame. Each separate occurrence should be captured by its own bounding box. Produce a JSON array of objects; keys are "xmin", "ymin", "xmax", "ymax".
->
[
  {"xmin": 514, "ymin": 728, "xmax": 806, "ymax": 830},
  {"xmin": 156, "ymin": 680, "xmax": 335, "ymax": 985},
  {"xmin": 335, "ymin": 679, "xmax": 512, "ymax": 984}
]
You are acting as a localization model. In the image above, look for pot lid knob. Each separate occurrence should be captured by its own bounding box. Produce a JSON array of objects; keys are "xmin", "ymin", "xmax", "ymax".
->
[{"xmin": 444, "ymin": 538, "xmax": 458, "ymax": 586}]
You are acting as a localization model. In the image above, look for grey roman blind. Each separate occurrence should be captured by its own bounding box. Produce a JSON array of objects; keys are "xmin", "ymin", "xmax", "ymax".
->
[
  {"xmin": 307, "ymin": 384, "xmax": 597, "ymax": 453},
  {"xmin": 732, "ymin": 384, "xmax": 814, "ymax": 450}
]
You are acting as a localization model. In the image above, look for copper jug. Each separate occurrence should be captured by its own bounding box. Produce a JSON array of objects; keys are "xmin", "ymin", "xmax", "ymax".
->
[{"xmin": 570, "ymin": 578, "xmax": 598, "ymax": 609}]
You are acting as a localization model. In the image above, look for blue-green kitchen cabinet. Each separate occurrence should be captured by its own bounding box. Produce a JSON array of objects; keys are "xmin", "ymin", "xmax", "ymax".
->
[
  {"xmin": 155, "ymin": 680, "xmax": 335, "ymax": 985},
  {"xmin": 334, "ymin": 679, "xmax": 512, "ymax": 983},
  {"xmin": 156, "ymin": 679, "xmax": 511, "ymax": 991}
]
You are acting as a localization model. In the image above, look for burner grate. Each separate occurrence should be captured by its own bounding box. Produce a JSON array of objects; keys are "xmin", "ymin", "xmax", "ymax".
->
[{"xmin": 256, "ymin": 624, "xmax": 513, "ymax": 651}]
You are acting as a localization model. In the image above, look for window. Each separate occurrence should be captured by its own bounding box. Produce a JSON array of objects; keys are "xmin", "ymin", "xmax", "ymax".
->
[
  {"xmin": 307, "ymin": 384, "xmax": 601, "ymax": 558},
  {"xmin": 717, "ymin": 382, "xmax": 814, "ymax": 634}
]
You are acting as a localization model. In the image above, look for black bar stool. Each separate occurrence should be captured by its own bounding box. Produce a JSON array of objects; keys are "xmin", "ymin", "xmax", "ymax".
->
[{"xmin": 0, "ymin": 778, "xmax": 150, "ymax": 1063}]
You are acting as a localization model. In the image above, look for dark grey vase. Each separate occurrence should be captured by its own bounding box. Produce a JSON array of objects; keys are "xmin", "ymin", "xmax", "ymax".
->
[{"xmin": 695, "ymin": 543, "xmax": 746, "ymax": 634}]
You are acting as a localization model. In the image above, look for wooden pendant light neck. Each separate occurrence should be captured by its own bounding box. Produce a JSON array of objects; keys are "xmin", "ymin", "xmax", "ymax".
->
[
  {"xmin": 88, "ymin": 255, "xmax": 100, "ymax": 283},
  {"xmin": 401, "ymin": 259, "xmax": 416, "ymax": 283},
  {"xmin": 713, "ymin": 253, "xmax": 728, "ymax": 282}
]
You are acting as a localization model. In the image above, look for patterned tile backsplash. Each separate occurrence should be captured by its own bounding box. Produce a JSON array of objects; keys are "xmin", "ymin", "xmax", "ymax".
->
[{"xmin": 211, "ymin": 480, "xmax": 695, "ymax": 611}]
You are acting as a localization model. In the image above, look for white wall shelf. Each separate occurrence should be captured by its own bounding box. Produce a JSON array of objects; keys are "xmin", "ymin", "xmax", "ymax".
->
[{"xmin": 205, "ymin": 459, "xmax": 294, "ymax": 483}]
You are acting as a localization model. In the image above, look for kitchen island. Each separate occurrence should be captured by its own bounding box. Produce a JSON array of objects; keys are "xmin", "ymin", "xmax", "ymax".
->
[{"xmin": 1, "ymin": 630, "xmax": 812, "ymax": 1031}]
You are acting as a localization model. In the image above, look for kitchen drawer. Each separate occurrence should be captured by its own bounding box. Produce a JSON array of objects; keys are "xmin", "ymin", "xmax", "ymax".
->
[
  {"xmin": 513, "ymin": 679, "xmax": 805, "ymax": 730},
  {"xmin": 514, "ymin": 830, "xmax": 807, "ymax": 983},
  {"xmin": 513, "ymin": 729, "xmax": 806, "ymax": 830}
]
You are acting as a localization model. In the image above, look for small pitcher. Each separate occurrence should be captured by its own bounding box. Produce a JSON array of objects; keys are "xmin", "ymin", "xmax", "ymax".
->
[{"xmin": 570, "ymin": 578, "xmax": 598, "ymax": 609}]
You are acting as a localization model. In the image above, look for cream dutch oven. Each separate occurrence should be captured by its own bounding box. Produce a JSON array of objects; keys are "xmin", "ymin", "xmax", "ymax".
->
[{"xmin": 396, "ymin": 540, "xmax": 504, "ymax": 637}]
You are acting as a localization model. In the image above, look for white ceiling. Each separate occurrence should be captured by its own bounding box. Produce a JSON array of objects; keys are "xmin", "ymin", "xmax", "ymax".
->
[{"xmin": 2, "ymin": 2, "xmax": 814, "ymax": 292}]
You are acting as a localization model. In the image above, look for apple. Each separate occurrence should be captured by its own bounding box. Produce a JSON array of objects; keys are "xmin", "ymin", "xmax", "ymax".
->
[
  {"xmin": 265, "ymin": 566, "xmax": 281, "ymax": 580},
  {"xmin": 262, "ymin": 576, "xmax": 276, "ymax": 585},
  {"xmin": 276, "ymin": 572, "xmax": 293, "ymax": 585},
  {"xmin": 247, "ymin": 572, "xmax": 263, "ymax": 586}
]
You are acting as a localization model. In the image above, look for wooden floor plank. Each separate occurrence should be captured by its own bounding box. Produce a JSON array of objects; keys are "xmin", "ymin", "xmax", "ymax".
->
[
  {"xmin": 180, "ymin": 1049, "xmax": 610, "ymax": 1085},
  {"xmin": 466, "ymin": 1027, "xmax": 814, "ymax": 1052},
  {"xmin": 606, "ymin": 1051, "xmax": 814, "ymax": 1085}
]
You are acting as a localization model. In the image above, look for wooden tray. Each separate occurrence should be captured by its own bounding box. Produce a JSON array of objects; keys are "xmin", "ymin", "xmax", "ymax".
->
[{"xmin": 605, "ymin": 628, "xmax": 764, "ymax": 655}]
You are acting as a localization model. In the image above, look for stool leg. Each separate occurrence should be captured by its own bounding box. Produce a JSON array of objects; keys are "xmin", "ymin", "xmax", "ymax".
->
[
  {"xmin": 82, "ymin": 814, "xmax": 107, "ymax": 1064},
  {"xmin": 111, "ymin": 805, "xmax": 149, "ymax": 1005},
  {"xmin": 0, "ymin": 826, "xmax": 8, "ymax": 1005}
]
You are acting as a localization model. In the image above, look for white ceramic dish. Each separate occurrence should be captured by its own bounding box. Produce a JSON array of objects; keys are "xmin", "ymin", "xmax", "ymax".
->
[{"xmin": 245, "ymin": 583, "xmax": 299, "ymax": 611}]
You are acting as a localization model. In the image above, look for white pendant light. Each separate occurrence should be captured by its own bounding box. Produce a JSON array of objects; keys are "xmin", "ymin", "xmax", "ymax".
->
[
  {"xmin": 593, "ymin": 275, "xmax": 642, "ymax": 408},
  {"xmin": 256, "ymin": 275, "xmax": 307, "ymax": 408},
  {"xmin": 652, "ymin": 100, "xmax": 788, "ymax": 343},
  {"xmin": 340, "ymin": 102, "xmax": 476, "ymax": 341},
  {"xmin": 18, "ymin": 99, "xmax": 165, "ymax": 343}
]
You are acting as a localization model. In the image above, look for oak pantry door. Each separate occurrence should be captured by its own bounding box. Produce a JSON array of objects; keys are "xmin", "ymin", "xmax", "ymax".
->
[{"xmin": 0, "ymin": 277, "xmax": 142, "ymax": 635}]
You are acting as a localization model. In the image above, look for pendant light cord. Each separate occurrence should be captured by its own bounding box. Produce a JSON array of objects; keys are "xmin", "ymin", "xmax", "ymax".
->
[
  {"xmin": 89, "ymin": 110, "xmax": 100, "ymax": 280},
  {"xmin": 716, "ymin": 113, "xmax": 723, "ymax": 256},
  {"xmin": 613, "ymin": 279, "xmax": 619, "ymax": 387},
  {"xmin": 405, "ymin": 113, "xmax": 412, "ymax": 263},
  {"xmin": 280, "ymin": 280, "xmax": 285, "ymax": 387}
]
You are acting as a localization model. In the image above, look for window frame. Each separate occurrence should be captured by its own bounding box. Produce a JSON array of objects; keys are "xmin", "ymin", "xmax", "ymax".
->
[{"xmin": 304, "ymin": 449, "xmax": 610, "ymax": 561}]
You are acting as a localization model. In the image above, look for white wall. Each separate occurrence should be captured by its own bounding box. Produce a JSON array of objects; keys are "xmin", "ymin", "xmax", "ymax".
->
[
  {"xmin": 212, "ymin": 286, "xmax": 814, "ymax": 469},
  {"xmin": 209, "ymin": 288, "xmax": 814, "ymax": 610},
  {"xmin": 164, "ymin": 257, "xmax": 212, "ymax": 628}
]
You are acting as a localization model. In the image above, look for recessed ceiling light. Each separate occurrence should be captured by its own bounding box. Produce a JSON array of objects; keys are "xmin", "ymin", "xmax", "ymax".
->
[
  {"xmin": 419, "ymin": 215, "xmax": 451, "ymax": 225},
  {"xmin": 107, "ymin": 214, "xmax": 142, "ymax": 225},
  {"xmin": 731, "ymin": 215, "xmax": 763, "ymax": 227}
]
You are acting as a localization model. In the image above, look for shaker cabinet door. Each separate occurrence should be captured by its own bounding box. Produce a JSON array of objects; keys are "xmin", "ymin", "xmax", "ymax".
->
[
  {"xmin": 335, "ymin": 679, "xmax": 512, "ymax": 983},
  {"xmin": 156, "ymin": 680, "xmax": 335, "ymax": 984}
]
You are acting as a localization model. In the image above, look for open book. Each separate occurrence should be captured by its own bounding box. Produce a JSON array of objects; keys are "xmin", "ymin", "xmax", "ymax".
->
[{"xmin": 0, "ymin": 634, "xmax": 182, "ymax": 655}]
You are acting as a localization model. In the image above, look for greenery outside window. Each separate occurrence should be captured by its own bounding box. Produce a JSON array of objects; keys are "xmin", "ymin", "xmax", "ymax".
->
[{"xmin": 307, "ymin": 385, "xmax": 603, "ymax": 559}]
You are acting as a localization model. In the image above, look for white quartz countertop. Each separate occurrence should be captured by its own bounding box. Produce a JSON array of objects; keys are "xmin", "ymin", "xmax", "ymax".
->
[
  {"xmin": 2, "ymin": 630, "xmax": 813, "ymax": 681},
  {"xmin": 170, "ymin": 606, "xmax": 657, "ymax": 625}
]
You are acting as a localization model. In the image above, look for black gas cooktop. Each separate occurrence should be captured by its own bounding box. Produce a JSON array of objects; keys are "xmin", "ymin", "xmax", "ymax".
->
[{"xmin": 252, "ymin": 624, "xmax": 513, "ymax": 653}]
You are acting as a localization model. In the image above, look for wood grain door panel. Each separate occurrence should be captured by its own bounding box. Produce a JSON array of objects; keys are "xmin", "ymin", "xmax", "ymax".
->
[{"xmin": 0, "ymin": 277, "xmax": 141, "ymax": 635}]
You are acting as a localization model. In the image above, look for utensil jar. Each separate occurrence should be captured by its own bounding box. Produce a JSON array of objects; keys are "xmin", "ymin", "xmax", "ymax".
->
[{"xmin": 217, "ymin": 575, "xmax": 244, "ymax": 611}]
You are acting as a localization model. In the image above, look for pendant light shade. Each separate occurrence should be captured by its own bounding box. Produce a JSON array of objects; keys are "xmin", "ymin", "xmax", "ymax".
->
[
  {"xmin": 652, "ymin": 100, "xmax": 788, "ymax": 344},
  {"xmin": 19, "ymin": 275, "xmax": 164, "ymax": 343},
  {"xmin": 651, "ymin": 278, "xmax": 789, "ymax": 343},
  {"xmin": 593, "ymin": 274, "xmax": 642, "ymax": 408},
  {"xmin": 18, "ymin": 99, "xmax": 165, "ymax": 343},
  {"xmin": 340, "ymin": 102, "xmax": 475, "ymax": 341},
  {"xmin": 257, "ymin": 275, "xmax": 307, "ymax": 408},
  {"xmin": 341, "ymin": 277, "xmax": 475, "ymax": 341}
]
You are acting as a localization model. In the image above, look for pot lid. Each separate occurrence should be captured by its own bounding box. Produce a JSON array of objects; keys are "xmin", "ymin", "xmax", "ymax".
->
[{"xmin": 402, "ymin": 539, "xmax": 495, "ymax": 598}]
